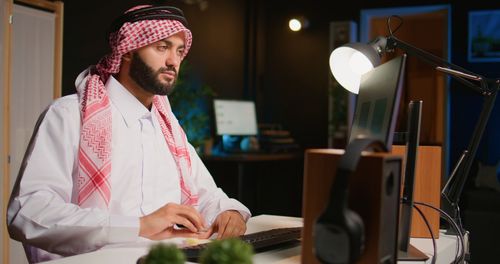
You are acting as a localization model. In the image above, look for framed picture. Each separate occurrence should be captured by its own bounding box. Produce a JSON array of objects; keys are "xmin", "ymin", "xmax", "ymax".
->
[{"xmin": 468, "ymin": 9, "xmax": 500, "ymax": 62}]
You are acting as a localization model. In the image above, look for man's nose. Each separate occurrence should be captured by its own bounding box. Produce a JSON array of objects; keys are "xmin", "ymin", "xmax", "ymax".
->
[{"xmin": 165, "ymin": 52, "xmax": 181, "ymax": 67}]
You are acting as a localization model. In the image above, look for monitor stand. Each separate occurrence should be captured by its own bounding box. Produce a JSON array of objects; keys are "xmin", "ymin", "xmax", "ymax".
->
[
  {"xmin": 398, "ymin": 244, "xmax": 428, "ymax": 261},
  {"xmin": 396, "ymin": 101, "xmax": 429, "ymax": 262}
]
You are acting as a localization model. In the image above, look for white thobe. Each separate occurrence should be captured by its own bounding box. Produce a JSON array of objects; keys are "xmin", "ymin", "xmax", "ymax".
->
[{"xmin": 7, "ymin": 73, "xmax": 250, "ymax": 263}]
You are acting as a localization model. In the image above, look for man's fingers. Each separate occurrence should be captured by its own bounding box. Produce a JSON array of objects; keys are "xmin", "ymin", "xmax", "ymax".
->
[
  {"xmin": 140, "ymin": 203, "xmax": 213, "ymax": 240},
  {"xmin": 198, "ymin": 227, "xmax": 215, "ymax": 239},
  {"xmin": 218, "ymin": 214, "xmax": 246, "ymax": 239},
  {"xmin": 175, "ymin": 205, "xmax": 206, "ymax": 231},
  {"xmin": 174, "ymin": 217, "xmax": 198, "ymax": 233},
  {"xmin": 228, "ymin": 224, "xmax": 242, "ymax": 237},
  {"xmin": 171, "ymin": 228, "xmax": 203, "ymax": 238},
  {"xmin": 150, "ymin": 229, "xmax": 199, "ymax": 240},
  {"xmin": 216, "ymin": 215, "xmax": 231, "ymax": 239},
  {"xmin": 164, "ymin": 203, "xmax": 206, "ymax": 232},
  {"xmin": 221, "ymin": 217, "xmax": 241, "ymax": 238}
]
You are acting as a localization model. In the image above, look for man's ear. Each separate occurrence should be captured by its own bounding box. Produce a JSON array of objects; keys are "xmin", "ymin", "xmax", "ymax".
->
[{"xmin": 122, "ymin": 52, "xmax": 132, "ymax": 62}]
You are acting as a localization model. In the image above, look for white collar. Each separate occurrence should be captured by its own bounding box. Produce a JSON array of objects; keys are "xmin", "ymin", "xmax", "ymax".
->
[{"xmin": 106, "ymin": 75, "xmax": 154, "ymax": 127}]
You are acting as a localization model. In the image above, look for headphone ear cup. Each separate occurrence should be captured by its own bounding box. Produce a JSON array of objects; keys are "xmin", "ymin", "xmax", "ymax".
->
[
  {"xmin": 314, "ymin": 210, "xmax": 365, "ymax": 264},
  {"xmin": 345, "ymin": 209, "xmax": 365, "ymax": 261},
  {"xmin": 314, "ymin": 220, "xmax": 350, "ymax": 264},
  {"xmin": 313, "ymin": 138, "xmax": 387, "ymax": 263}
]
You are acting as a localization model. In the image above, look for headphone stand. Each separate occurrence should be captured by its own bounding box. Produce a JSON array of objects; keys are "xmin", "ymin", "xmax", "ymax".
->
[{"xmin": 302, "ymin": 148, "xmax": 402, "ymax": 264}]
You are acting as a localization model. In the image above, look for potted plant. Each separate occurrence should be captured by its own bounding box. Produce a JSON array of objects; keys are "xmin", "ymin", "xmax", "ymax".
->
[
  {"xmin": 199, "ymin": 238, "xmax": 254, "ymax": 264},
  {"xmin": 169, "ymin": 61, "xmax": 216, "ymax": 152},
  {"xmin": 140, "ymin": 243, "xmax": 186, "ymax": 264}
]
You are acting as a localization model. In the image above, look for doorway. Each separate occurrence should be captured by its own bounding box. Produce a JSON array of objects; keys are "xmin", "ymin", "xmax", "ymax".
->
[
  {"xmin": 361, "ymin": 5, "xmax": 451, "ymax": 175},
  {"xmin": 1, "ymin": 1, "xmax": 63, "ymax": 263}
]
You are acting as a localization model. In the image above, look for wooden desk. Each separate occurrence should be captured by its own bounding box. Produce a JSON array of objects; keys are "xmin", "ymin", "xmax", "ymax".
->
[{"xmin": 42, "ymin": 215, "xmax": 458, "ymax": 264}]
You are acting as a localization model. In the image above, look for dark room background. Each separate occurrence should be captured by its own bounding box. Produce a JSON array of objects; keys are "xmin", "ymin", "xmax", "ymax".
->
[{"xmin": 62, "ymin": 0, "xmax": 500, "ymax": 164}]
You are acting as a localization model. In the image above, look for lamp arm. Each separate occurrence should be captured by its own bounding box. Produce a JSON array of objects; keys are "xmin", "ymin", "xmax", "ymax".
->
[
  {"xmin": 383, "ymin": 36, "xmax": 500, "ymax": 226},
  {"xmin": 386, "ymin": 36, "xmax": 491, "ymax": 95},
  {"xmin": 443, "ymin": 81, "xmax": 499, "ymax": 221}
]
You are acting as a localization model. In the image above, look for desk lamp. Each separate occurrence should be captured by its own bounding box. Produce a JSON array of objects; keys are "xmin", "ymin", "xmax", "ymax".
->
[{"xmin": 329, "ymin": 15, "xmax": 499, "ymax": 239}]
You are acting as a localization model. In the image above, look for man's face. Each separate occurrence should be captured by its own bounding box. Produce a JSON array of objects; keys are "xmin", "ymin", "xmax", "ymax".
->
[{"xmin": 129, "ymin": 32, "xmax": 185, "ymax": 95}]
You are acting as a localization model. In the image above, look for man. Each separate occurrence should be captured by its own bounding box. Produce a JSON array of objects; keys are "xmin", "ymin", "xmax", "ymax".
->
[{"xmin": 7, "ymin": 5, "xmax": 250, "ymax": 263}]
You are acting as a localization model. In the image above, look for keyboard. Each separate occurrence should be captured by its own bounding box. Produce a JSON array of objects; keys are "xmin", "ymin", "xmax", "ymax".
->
[{"xmin": 182, "ymin": 227, "xmax": 302, "ymax": 261}]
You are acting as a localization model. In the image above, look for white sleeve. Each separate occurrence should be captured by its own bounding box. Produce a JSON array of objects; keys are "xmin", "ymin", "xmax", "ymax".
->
[
  {"xmin": 189, "ymin": 145, "xmax": 251, "ymax": 225},
  {"xmin": 6, "ymin": 99, "xmax": 139, "ymax": 256}
]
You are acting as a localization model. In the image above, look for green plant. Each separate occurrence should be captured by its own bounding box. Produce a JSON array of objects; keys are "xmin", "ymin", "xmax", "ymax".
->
[
  {"xmin": 169, "ymin": 61, "xmax": 215, "ymax": 149},
  {"xmin": 141, "ymin": 243, "xmax": 186, "ymax": 264},
  {"xmin": 199, "ymin": 238, "xmax": 254, "ymax": 264}
]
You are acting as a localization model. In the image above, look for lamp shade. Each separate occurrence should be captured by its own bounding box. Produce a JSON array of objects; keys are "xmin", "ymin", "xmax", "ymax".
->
[{"xmin": 329, "ymin": 42, "xmax": 382, "ymax": 94}]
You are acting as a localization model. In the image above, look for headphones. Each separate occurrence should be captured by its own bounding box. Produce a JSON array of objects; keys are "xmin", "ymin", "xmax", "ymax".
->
[
  {"xmin": 314, "ymin": 138, "xmax": 387, "ymax": 264},
  {"xmin": 106, "ymin": 6, "xmax": 188, "ymax": 40}
]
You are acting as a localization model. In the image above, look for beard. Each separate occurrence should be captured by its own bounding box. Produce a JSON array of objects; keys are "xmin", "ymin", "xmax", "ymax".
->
[{"xmin": 129, "ymin": 52, "xmax": 177, "ymax": 95}]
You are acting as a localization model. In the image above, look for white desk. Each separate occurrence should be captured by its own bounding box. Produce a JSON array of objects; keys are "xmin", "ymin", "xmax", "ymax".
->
[{"xmin": 41, "ymin": 215, "xmax": 458, "ymax": 264}]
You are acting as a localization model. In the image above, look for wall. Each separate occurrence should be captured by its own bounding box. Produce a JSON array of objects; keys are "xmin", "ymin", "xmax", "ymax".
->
[{"xmin": 257, "ymin": 1, "xmax": 333, "ymax": 149}]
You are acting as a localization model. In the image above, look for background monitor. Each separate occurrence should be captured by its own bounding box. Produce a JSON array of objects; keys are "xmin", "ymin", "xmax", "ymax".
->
[
  {"xmin": 213, "ymin": 99, "xmax": 258, "ymax": 136},
  {"xmin": 348, "ymin": 55, "xmax": 406, "ymax": 151}
]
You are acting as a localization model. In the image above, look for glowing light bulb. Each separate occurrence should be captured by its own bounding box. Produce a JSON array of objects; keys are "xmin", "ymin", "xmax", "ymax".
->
[
  {"xmin": 349, "ymin": 52, "xmax": 374, "ymax": 75},
  {"xmin": 289, "ymin": 19, "xmax": 302, "ymax": 31}
]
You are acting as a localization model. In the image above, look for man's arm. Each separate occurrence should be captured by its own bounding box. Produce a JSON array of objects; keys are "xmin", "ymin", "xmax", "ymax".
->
[
  {"xmin": 7, "ymin": 97, "xmax": 139, "ymax": 256},
  {"xmin": 187, "ymin": 144, "xmax": 251, "ymax": 237}
]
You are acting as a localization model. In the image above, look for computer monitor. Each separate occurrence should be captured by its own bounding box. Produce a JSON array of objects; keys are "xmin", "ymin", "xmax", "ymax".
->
[
  {"xmin": 213, "ymin": 99, "xmax": 258, "ymax": 136},
  {"xmin": 349, "ymin": 56, "xmax": 427, "ymax": 260},
  {"xmin": 397, "ymin": 100, "xmax": 428, "ymax": 261},
  {"xmin": 348, "ymin": 55, "xmax": 406, "ymax": 152},
  {"xmin": 213, "ymin": 99, "xmax": 258, "ymax": 153}
]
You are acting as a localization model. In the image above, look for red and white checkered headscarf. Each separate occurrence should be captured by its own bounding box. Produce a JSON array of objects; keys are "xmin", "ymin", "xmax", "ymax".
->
[{"xmin": 76, "ymin": 5, "xmax": 198, "ymax": 209}]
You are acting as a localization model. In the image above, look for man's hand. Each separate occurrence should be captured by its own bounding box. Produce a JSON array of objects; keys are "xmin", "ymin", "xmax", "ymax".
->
[
  {"xmin": 139, "ymin": 203, "xmax": 208, "ymax": 240},
  {"xmin": 209, "ymin": 210, "xmax": 247, "ymax": 239}
]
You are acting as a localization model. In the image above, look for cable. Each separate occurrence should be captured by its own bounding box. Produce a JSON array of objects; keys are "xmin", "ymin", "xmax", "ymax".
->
[
  {"xmin": 417, "ymin": 202, "xmax": 464, "ymax": 264},
  {"xmin": 456, "ymin": 205, "xmax": 465, "ymax": 234},
  {"xmin": 412, "ymin": 204, "xmax": 437, "ymax": 264},
  {"xmin": 414, "ymin": 201, "xmax": 466, "ymax": 263},
  {"xmin": 386, "ymin": 15, "xmax": 403, "ymax": 36},
  {"xmin": 441, "ymin": 191, "xmax": 466, "ymax": 233}
]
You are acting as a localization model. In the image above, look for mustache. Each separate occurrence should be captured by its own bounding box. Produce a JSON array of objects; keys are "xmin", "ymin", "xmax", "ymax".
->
[{"xmin": 158, "ymin": 66, "xmax": 177, "ymax": 75}]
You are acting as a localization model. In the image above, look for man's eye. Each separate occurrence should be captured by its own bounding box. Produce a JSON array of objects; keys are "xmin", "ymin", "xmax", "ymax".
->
[
  {"xmin": 177, "ymin": 49, "xmax": 184, "ymax": 56},
  {"xmin": 158, "ymin": 45, "xmax": 167, "ymax": 51}
]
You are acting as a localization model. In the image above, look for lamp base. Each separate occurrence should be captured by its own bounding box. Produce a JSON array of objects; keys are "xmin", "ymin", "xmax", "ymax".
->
[{"xmin": 397, "ymin": 244, "xmax": 429, "ymax": 261}]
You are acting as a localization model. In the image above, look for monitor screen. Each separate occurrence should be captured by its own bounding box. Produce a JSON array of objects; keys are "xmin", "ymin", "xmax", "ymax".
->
[
  {"xmin": 213, "ymin": 99, "xmax": 258, "ymax": 136},
  {"xmin": 348, "ymin": 55, "xmax": 406, "ymax": 151}
]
